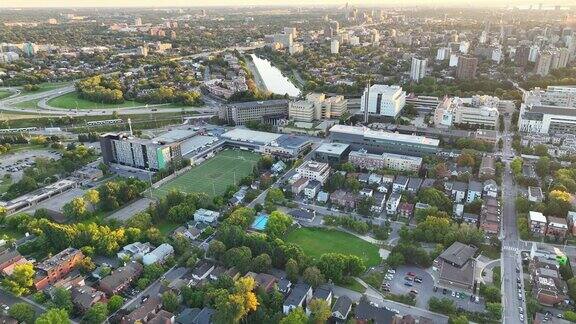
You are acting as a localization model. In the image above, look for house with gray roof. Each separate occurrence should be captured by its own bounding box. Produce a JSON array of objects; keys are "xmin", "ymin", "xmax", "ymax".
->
[{"xmin": 283, "ymin": 283, "xmax": 312, "ymax": 314}]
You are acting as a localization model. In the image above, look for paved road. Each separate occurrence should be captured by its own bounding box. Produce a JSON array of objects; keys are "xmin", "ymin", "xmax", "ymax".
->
[
  {"xmin": 107, "ymin": 197, "xmax": 154, "ymax": 222},
  {"xmin": 500, "ymin": 112, "xmax": 527, "ymax": 324},
  {"xmin": 0, "ymin": 289, "xmax": 47, "ymax": 319}
]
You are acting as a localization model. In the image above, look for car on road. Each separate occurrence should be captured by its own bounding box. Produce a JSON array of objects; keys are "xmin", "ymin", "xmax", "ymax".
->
[
  {"xmin": 520, "ymin": 314, "xmax": 524, "ymax": 322},
  {"xmin": 518, "ymin": 307, "xmax": 523, "ymax": 314},
  {"xmin": 451, "ymin": 291, "xmax": 456, "ymax": 297},
  {"xmin": 516, "ymin": 266, "xmax": 520, "ymax": 273},
  {"xmin": 517, "ymin": 277, "xmax": 521, "ymax": 283},
  {"xmin": 475, "ymin": 296, "xmax": 480, "ymax": 303},
  {"xmin": 518, "ymin": 293, "xmax": 523, "ymax": 300},
  {"xmin": 442, "ymin": 288, "xmax": 447, "ymax": 295}
]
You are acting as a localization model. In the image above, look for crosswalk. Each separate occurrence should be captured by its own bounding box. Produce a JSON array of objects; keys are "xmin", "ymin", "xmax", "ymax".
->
[{"xmin": 502, "ymin": 245, "xmax": 519, "ymax": 252}]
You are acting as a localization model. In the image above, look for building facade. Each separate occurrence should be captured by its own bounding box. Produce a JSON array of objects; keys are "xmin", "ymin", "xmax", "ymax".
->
[
  {"xmin": 360, "ymin": 84, "xmax": 406, "ymax": 118},
  {"xmin": 218, "ymin": 100, "xmax": 289, "ymax": 125}
]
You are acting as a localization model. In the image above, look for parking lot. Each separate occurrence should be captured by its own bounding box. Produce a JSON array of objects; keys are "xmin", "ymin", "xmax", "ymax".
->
[
  {"xmin": 382, "ymin": 265, "xmax": 486, "ymax": 312},
  {"xmin": 0, "ymin": 150, "xmax": 62, "ymax": 182}
]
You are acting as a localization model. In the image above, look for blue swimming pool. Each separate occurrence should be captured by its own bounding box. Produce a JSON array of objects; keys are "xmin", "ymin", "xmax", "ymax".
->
[{"xmin": 251, "ymin": 213, "xmax": 269, "ymax": 231}]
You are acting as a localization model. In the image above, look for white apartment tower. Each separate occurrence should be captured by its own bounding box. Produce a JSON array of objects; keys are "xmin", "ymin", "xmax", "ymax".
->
[{"xmin": 410, "ymin": 57, "xmax": 427, "ymax": 82}]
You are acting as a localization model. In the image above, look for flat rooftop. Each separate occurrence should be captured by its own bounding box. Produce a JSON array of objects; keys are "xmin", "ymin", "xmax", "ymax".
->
[
  {"xmin": 273, "ymin": 134, "xmax": 310, "ymax": 149},
  {"xmin": 529, "ymin": 105, "xmax": 576, "ymax": 117},
  {"xmin": 315, "ymin": 142, "xmax": 350, "ymax": 155},
  {"xmin": 221, "ymin": 128, "xmax": 282, "ymax": 146},
  {"xmin": 439, "ymin": 242, "xmax": 477, "ymax": 267},
  {"xmin": 181, "ymin": 135, "xmax": 218, "ymax": 156},
  {"xmin": 153, "ymin": 129, "xmax": 197, "ymax": 144},
  {"xmin": 330, "ymin": 125, "xmax": 440, "ymax": 146}
]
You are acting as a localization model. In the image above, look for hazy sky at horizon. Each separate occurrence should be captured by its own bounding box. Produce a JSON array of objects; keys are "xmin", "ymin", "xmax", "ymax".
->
[{"xmin": 0, "ymin": 0, "xmax": 568, "ymax": 8}]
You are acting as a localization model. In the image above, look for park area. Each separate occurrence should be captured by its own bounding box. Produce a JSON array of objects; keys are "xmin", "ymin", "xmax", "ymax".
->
[
  {"xmin": 47, "ymin": 91, "xmax": 141, "ymax": 109},
  {"xmin": 285, "ymin": 227, "xmax": 381, "ymax": 267},
  {"xmin": 153, "ymin": 149, "xmax": 260, "ymax": 198}
]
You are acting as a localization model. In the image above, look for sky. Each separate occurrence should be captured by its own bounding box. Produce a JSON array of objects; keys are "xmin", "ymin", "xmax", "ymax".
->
[{"xmin": 0, "ymin": 0, "xmax": 568, "ymax": 8}]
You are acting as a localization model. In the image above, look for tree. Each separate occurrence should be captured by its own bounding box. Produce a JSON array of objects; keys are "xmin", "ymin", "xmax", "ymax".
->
[
  {"xmin": 302, "ymin": 267, "xmax": 325, "ymax": 288},
  {"xmin": 510, "ymin": 157, "xmax": 523, "ymax": 176},
  {"xmin": 50, "ymin": 287, "xmax": 74, "ymax": 314},
  {"xmin": 81, "ymin": 303, "xmax": 107, "ymax": 324},
  {"xmin": 308, "ymin": 299, "xmax": 330, "ymax": 324},
  {"xmin": 35, "ymin": 308, "xmax": 70, "ymax": 324},
  {"xmin": 534, "ymin": 144, "xmax": 549, "ymax": 156},
  {"xmin": 224, "ymin": 246, "xmax": 252, "ymax": 273},
  {"xmin": 207, "ymin": 240, "xmax": 227, "ymax": 260},
  {"xmin": 428, "ymin": 297, "xmax": 456, "ymax": 315},
  {"xmin": 2, "ymin": 263, "xmax": 35, "ymax": 296},
  {"xmin": 265, "ymin": 211, "xmax": 292, "ymax": 238},
  {"xmin": 266, "ymin": 188, "xmax": 285, "ymax": 205},
  {"xmin": 162, "ymin": 291, "xmax": 180, "ymax": 313},
  {"xmin": 214, "ymin": 276, "xmax": 259, "ymax": 323},
  {"xmin": 564, "ymin": 310, "xmax": 576, "ymax": 322},
  {"xmin": 285, "ymin": 258, "xmax": 299, "ymax": 283},
  {"xmin": 417, "ymin": 188, "xmax": 452, "ymax": 212},
  {"xmin": 107, "ymin": 295, "xmax": 124, "ymax": 314},
  {"xmin": 225, "ymin": 207, "xmax": 256, "ymax": 229},
  {"xmin": 486, "ymin": 302, "xmax": 502, "ymax": 319},
  {"xmin": 9, "ymin": 302, "xmax": 35, "ymax": 323},
  {"xmin": 479, "ymin": 284, "xmax": 501, "ymax": 303},
  {"xmin": 63, "ymin": 197, "xmax": 88, "ymax": 219},
  {"xmin": 252, "ymin": 253, "xmax": 272, "ymax": 273},
  {"xmin": 535, "ymin": 157, "xmax": 551, "ymax": 178},
  {"xmin": 279, "ymin": 307, "xmax": 308, "ymax": 324},
  {"xmin": 357, "ymin": 196, "xmax": 374, "ymax": 216},
  {"xmin": 83, "ymin": 189, "xmax": 100, "ymax": 206}
]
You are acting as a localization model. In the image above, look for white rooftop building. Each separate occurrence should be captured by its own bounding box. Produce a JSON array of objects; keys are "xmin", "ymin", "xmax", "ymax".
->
[
  {"xmin": 142, "ymin": 243, "xmax": 174, "ymax": 266},
  {"xmin": 360, "ymin": 84, "xmax": 406, "ymax": 118}
]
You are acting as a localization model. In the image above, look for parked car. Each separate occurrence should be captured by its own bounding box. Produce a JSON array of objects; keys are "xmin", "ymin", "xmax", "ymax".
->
[
  {"xmin": 404, "ymin": 276, "xmax": 413, "ymax": 281},
  {"xmin": 404, "ymin": 281, "xmax": 413, "ymax": 287},
  {"xmin": 451, "ymin": 291, "xmax": 456, "ymax": 297},
  {"xmin": 407, "ymin": 272, "xmax": 416, "ymax": 276},
  {"xmin": 387, "ymin": 269, "xmax": 396, "ymax": 274}
]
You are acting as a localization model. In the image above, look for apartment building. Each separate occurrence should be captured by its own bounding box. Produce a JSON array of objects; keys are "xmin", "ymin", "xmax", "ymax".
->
[
  {"xmin": 218, "ymin": 99, "xmax": 289, "ymax": 125},
  {"xmin": 34, "ymin": 248, "xmax": 84, "ymax": 290},
  {"xmin": 348, "ymin": 149, "xmax": 422, "ymax": 172},
  {"xmin": 288, "ymin": 93, "xmax": 348, "ymax": 122},
  {"xmin": 295, "ymin": 161, "xmax": 330, "ymax": 184}
]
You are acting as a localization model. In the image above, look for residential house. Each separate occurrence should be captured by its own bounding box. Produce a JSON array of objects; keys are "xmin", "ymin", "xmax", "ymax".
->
[
  {"xmin": 283, "ymin": 283, "xmax": 312, "ymax": 314},
  {"xmin": 547, "ymin": 217, "xmax": 568, "ymax": 239},
  {"xmin": 117, "ymin": 242, "xmax": 153, "ymax": 261},
  {"xmin": 246, "ymin": 272, "xmax": 278, "ymax": 293},
  {"xmin": 209, "ymin": 266, "xmax": 226, "ymax": 281},
  {"xmin": 289, "ymin": 209, "xmax": 316, "ymax": 222},
  {"xmin": 393, "ymin": 176, "xmax": 409, "ymax": 192},
  {"xmin": 480, "ymin": 197, "xmax": 500, "ymax": 235},
  {"xmin": 358, "ymin": 173, "xmax": 370, "ymax": 184},
  {"xmin": 451, "ymin": 181, "xmax": 468, "ymax": 203},
  {"xmin": 381, "ymin": 175, "xmax": 395, "ymax": 185},
  {"xmin": 368, "ymin": 173, "xmax": 382, "ymax": 185},
  {"xmin": 192, "ymin": 260, "xmax": 215, "ymax": 281},
  {"xmin": 407, "ymin": 177, "xmax": 423, "ymax": 194},
  {"xmin": 354, "ymin": 298, "xmax": 396, "ymax": 323},
  {"xmin": 194, "ymin": 209, "xmax": 220, "ymax": 223},
  {"xmin": 99, "ymin": 261, "xmax": 143, "ymax": 296},
  {"xmin": 371, "ymin": 193, "xmax": 386, "ymax": 213},
  {"xmin": 0, "ymin": 249, "xmax": 27, "ymax": 276},
  {"xmin": 398, "ymin": 203, "xmax": 414, "ymax": 219},
  {"xmin": 331, "ymin": 295, "xmax": 352, "ymax": 321},
  {"xmin": 462, "ymin": 213, "xmax": 479, "ymax": 224},
  {"xmin": 330, "ymin": 190, "xmax": 357, "ymax": 209},
  {"xmin": 386, "ymin": 193, "xmax": 401, "ymax": 215},
  {"xmin": 483, "ymin": 179, "xmax": 498, "ymax": 198},
  {"xmin": 278, "ymin": 278, "xmax": 292, "ymax": 294},
  {"xmin": 479, "ymin": 155, "xmax": 495, "ymax": 179},
  {"xmin": 307, "ymin": 285, "xmax": 332, "ymax": 315},
  {"xmin": 121, "ymin": 296, "xmax": 162, "ymax": 324},
  {"xmin": 148, "ymin": 310, "xmax": 175, "ymax": 324},
  {"xmin": 34, "ymin": 248, "xmax": 84, "ymax": 290},
  {"xmin": 467, "ymin": 180, "xmax": 482, "ymax": 203},
  {"xmin": 433, "ymin": 242, "xmax": 478, "ymax": 293},
  {"xmin": 71, "ymin": 285, "xmax": 106, "ymax": 313},
  {"xmin": 359, "ymin": 188, "xmax": 373, "ymax": 197},
  {"xmin": 291, "ymin": 177, "xmax": 309, "ymax": 195},
  {"xmin": 453, "ymin": 204, "xmax": 464, "ymax": 219},
  {"xmin": 530, "ymin": 257, "xmax": 568, "ymax": 306},
  {"xmin": 529, "ymin": 187, "xmax": 544, "ymax": 203},
  {"xmin": 304, "ymin": 180, "xmax": 321, "ymax": 200},
  {"xmin": 271, "ymin": 161, "xmax": 287, "ymax": 174},
  {"xmin": 143, "ymin": 243, "xmax": 174, "ymax": 266},
  {"xmin": 529, "ymin": 211, "xmax": 548, "ymax": 237},
  {"xmin": 46, "ymin": 271, "xmax": 85, "ymax": 298},
  {"xmin": 420, "ymin": 178, "xmax": 436, "ymax": 190}
]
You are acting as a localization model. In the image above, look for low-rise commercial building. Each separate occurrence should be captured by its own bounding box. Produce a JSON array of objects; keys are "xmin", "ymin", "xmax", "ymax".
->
[
  {"xmin": 529, "ymin": 211, "xmax": 548, "ymax": 236},
  {"xmin": 433, "ymin": 242, "xmax": 478, "ymax": 293},
  {"xmin": 295, "ymin": 161, "xmax": 330, "ymax": 185},
  {"xmin": 313, "ymin": 143, "xmax": 350, "ymax": 165}
]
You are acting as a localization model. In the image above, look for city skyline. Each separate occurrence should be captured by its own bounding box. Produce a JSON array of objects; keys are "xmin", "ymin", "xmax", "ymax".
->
[{"xmin": 0, "ymin": 0, "xmax": 571, "ymax": 8}]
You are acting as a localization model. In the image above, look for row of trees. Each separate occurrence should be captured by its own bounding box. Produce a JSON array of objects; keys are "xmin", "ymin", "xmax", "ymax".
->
[{"xmin": 76, "ymin": 75, "xmax": 125, "ymax": 104}]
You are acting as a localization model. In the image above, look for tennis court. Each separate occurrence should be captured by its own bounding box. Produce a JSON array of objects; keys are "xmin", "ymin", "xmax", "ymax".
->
[{"xmin": 153, "ymin": 149, "xmax": 260, "ymax": 198}]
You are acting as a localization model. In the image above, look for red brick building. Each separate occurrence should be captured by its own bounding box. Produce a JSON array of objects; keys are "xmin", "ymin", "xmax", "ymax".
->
[{"xmin": 34, "ymin": 248, "xmax": 84, "ymax": 290}]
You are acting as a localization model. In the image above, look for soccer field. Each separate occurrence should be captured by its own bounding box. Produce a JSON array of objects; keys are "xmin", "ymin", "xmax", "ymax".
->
[{"xmin": 153, "ymin": 149, "xmax": 260, "ymax": 198}]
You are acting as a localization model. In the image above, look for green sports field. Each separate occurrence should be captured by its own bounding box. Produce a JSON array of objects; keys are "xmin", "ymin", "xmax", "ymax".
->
[
  {"xmin": 153, "ymin": 149, "xmax": 260, "ymax": 198},
  {"xmin": 285, "ymin": 227, "xmax": 381, "ymax": 267}
]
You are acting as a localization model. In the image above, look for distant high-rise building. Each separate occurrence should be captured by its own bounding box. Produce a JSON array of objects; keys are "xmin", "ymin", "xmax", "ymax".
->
[
  {"xmin": 47, "ymin": 18, "xmax": 58, "ymax": 24},
  {"xmin": 515, "ymin": 45, "xmax": 530, "ymax": 66},
  {"xmin": 330, "ymin": 40, "xmax": 340, "ymax": 54},
  {"xmin": 436, "ymin": 47, "xmax": 451, "ymax": 61},
  {"xmin": 528, "ymin": 45, "xmax": 540, "ymax": 62},
  {"xmin": 410, "ymin": 57, "xmax": 427, "ymax": 82},
  {"xmin": 22, "ymin": 42, "xmax": 36, "ymax": 57},
  {"xmin": 557, "ymin": 48, "xmax": 570, "ymax": 68},
  {"xmin": 134, "ymin": 17, "xmax": 142, "ymax": 26},
  {"xmin": 535, "ymin": 51, "xmax": 552, "ymax": 76},
  {"xmin": 456, "ymin": 56, "xmax": 478, "ymax": 80},
  {"xmin": 136, "ymin": 45, "xmax": 148, "ymax": 57},
  {"xmin": 170, "ymin": 30, "xmax": 177, "ymax": 39},
  {"xmin": 330, "ymin": 20, "xmax": 340, "ymax": 34},
  {"xmin": 284, "ymin": 27, "xmax": 297, "ymax": 39}
]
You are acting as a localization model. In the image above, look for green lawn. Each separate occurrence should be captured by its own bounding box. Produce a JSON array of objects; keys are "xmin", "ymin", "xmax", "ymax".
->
[
  {"xmin": 13, "ymin": 99, "xmax": 41, "ymax": 109},
  {"xmin": 48, "ymin": 91, "xmax": 141, "ymax": 109},
  {"xmin": 0, "ymin": 90, "xmax": 12, "ymax": 100},
  {"xmin": 0, "ymin": 178, "xmax": 12, "ymax": 195},
  {"xmin": 24, "ymin": 81, "xmax": 71, "ymax": 94},
  {"xmin": 153, "ymin": 149, "xmax": 260, "ymax": 198},
  {"xmin": 284, "ymin": 227, "xmax": 381, "ymax": 267}
]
